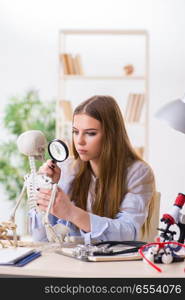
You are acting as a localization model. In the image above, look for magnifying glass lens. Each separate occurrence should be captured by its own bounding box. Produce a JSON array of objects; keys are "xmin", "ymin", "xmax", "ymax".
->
[{"xmin": 48, "ymin": 139, "xmax": 69, "ymax": 162}]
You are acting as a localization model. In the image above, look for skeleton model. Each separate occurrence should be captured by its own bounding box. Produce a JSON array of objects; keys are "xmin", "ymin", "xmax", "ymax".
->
[
  {"xmin": 0, "ymin": 130, "xmax": 70, "ymax": 248},
  {"xmin": 0, "ymin": 221, "xmax": 17, "ymax": 247}
]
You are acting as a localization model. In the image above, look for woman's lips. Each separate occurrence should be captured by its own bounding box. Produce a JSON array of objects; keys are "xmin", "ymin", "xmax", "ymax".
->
[{"xmin": 77, "ymin": 149, "xmax": 88, "ymax": 154}]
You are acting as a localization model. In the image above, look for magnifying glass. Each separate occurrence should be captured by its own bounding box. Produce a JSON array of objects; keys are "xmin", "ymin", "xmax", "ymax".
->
[{"xmin": 48, "ymin": 139, "xmax": 69, "ymax": 162}]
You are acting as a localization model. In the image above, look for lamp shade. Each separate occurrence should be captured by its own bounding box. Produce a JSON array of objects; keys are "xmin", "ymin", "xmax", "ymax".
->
[{"xmin": 155, "ymin": 96, "xmax": 185, "ymax": 134}]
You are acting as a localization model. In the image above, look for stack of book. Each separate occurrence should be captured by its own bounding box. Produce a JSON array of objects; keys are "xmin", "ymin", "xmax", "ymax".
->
[
  {"xmin": 59, "ymin": 53, "xmax": 83, "ymax": 75},
  {"xmin": 124, "ymin": 93, "xmax": 145, "ymax": 123}
]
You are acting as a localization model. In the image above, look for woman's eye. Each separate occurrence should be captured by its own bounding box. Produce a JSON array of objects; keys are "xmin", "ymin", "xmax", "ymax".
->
[
  {"xmin": 72, "ymin": 130, "xmax": 96, "ymax": 136},
  {"xmin": 86, "ymin": 132, "xmax": 96, "ymax": 136}
]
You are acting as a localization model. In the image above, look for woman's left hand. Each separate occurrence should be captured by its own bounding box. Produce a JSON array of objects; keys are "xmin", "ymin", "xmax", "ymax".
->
[{"xmin": 37, "ymin": 187, "xmax": 74, "ymax": 220}]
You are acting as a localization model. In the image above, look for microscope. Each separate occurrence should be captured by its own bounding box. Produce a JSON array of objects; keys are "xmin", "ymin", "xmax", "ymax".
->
[{"xmin": 158, "ymin": 193, "xmax": 185, "ymax": 243}]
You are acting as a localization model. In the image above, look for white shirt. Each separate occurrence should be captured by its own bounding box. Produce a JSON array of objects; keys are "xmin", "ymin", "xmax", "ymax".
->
[{"xmin": 29, "ymin": 157, "xmax": 155, "ymax": 244}]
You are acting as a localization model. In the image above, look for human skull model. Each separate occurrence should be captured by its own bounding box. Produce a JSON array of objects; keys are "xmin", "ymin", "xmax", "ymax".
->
[{"xmin": 17, "ymin": 130, "xmax": 47, "ymax": 160}]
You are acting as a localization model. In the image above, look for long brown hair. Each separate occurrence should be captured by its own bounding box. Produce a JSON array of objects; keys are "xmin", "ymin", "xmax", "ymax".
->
[{"xmin": 70, "ymin": 95, "xmax": 155, "ymax": 236}]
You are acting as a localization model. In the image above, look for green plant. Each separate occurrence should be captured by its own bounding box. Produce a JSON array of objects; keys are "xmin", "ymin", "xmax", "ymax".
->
[{"xmin": 0, "ymin": 90, "xmax": 56, "ymax": 205}]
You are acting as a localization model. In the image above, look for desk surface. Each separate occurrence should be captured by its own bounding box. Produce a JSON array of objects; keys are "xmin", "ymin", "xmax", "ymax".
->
[{"xmin": 0, "ymin": 250, "xmax": 184, "ymax": 278}]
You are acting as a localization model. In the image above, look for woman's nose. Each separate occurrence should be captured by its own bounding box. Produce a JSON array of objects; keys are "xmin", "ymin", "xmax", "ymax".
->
[{"xmin": 77, "ymin": 134, "xmax": 85, "ymax": 145}]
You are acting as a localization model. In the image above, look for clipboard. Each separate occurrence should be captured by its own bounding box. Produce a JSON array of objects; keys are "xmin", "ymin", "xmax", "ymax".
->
[
  {"xmin": 59, "ymin": 247, "xmax": 142, "ymax": 261},
  {"xmin": 56, "ymin": 243, "xmax": 143, "ymax": 262}
]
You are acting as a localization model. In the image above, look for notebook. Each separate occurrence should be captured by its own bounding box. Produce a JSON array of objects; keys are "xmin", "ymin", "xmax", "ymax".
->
[{"xmin": 0, "ymin": 247, "xmax": 37, "ymax": 265}]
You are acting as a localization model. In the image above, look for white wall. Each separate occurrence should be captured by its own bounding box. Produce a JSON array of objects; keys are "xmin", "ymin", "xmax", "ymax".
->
[
  {"xmin": 1, "ymin": 0, "xmax": 185, "ymax": 234},
  {"xmin": 149, "ymin": 0, "xmax": 185, "ymax": 215}
]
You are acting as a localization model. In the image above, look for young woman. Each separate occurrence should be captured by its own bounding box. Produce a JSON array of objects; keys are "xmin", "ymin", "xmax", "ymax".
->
[{"xmin": 30, "ymin": 95, "xmax": 156, "ymax": 244}]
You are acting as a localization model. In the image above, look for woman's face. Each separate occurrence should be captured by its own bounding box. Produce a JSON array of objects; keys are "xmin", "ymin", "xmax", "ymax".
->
[{"xmin": 73, "ymin": 114, "xmax": 103, "ymax": 162}]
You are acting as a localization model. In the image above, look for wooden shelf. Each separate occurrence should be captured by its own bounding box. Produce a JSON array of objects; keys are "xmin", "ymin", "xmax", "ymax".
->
[
  {"xmin": 60, "ymin": 75, "xmax": 146, "ymax": 80},
  {"xmin": 57, "ymin": 29, "xmax": 149, "ymax": 160},
  {"xmin": 59, "ymin": 29, "xmax": 148, "ymax": 36}
]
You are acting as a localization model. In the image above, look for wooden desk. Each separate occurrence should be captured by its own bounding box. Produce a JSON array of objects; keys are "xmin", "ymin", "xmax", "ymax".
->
[{"xmin": 0, "ymin": 250, "xmax": 184, "ymax": 278}]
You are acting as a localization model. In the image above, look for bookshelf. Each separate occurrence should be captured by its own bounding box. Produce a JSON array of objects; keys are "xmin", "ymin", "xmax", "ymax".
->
[{"xmin": 57, "ymin": 29, "xmax": 149, "ymax": 160}]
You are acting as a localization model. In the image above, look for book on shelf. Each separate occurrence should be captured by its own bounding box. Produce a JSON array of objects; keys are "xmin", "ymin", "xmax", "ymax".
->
[
  {"xmin": 59, "ymin": 53, "xmax": 69, "ymax": 75},
  {"xmin": 124, "ymin": 93, "xmax": 133, "ymax": 122},
  {"xmin": 66, "ymin": 54, "xmax": 76, "ymax": 75},
  {"xmin": 60, "ymin": 53, "xmax": 75, "ymax": 75},
  {"xmin": 124, "ymin": 93, "xmax": 137, "ymax": 122},
  {"xmin": 124, "ymin": 93, "xmax": 145, "ymax": 123},
  {"xmin": 59, "ymin": 100, "xmax": 73, "ymax": 121},
  {"xmin": 73, "ymin": 54, "xmax": 84, "ymax": 75},
  {"xmin": 134, "ymin": 94, "xmax": 145, "ymax": 122},
  {"xmin": 59, "ymin": 53, "xmax": 83, "ymax": 75},
  {"xmin": 130, "ymin": 94, "xmax": 138, "ymax": 122}
]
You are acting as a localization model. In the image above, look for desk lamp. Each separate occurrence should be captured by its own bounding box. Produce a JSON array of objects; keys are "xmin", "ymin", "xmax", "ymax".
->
[{"xmin": 155, "ymin": 94, "xmax": 185, "ymax": 134}]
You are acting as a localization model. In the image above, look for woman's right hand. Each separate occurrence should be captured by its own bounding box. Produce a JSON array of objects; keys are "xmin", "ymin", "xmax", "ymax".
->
[{"xmin": 38, "ymin": 159, "xmax": 61, "ymax": 183}]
